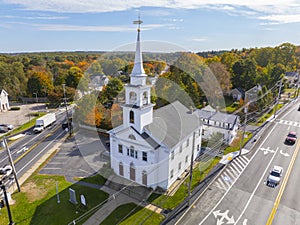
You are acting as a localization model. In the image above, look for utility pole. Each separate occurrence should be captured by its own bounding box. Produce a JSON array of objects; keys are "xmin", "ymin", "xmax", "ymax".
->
[
  {"xmin": 274, "ymin": 79, "xmax": 283, "ymax": 118},
  {"xmin": 3, "ymin": 137, "xmax": 20, "ymax": 192},
  {"xmin": 62, "ymin": 84, "xmax": 72, "ymax": 136},
  {"xmin": 239, "ymin": 104, "xmax": 248, "ymax": 156},
  {"xmin": 296, "ymin": 71, "xmax": 300, "ymax": 99},
  {"xmin": 187, "ymin": 131, "xmax": 196, "ymax": 206}
]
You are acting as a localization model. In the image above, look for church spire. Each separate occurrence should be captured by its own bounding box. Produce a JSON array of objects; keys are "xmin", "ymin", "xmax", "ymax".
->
[{"xmin": 131, "ymin": 16, "xmax": 146, "ymax": 77}]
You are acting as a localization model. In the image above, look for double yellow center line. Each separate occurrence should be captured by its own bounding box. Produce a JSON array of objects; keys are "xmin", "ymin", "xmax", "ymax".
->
[{"xmin": 266, "ymin": 140, "xmax": 300, "ymax": 225}]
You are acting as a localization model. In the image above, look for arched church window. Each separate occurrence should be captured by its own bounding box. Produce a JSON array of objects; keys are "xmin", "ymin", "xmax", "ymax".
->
[
  {"xmin": 129, "ymin": 91, "xmax": 137, "ymax": 105},
  {"xmin": 143, "ymin": 91, "xmax": 148, "ymax": 105},
  {"xmin": 130, "ymin": 110, "xmax": 134, "ymax": 124}
]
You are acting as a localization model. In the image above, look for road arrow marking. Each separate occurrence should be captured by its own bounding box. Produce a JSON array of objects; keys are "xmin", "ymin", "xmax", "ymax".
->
[
  {"xmin": 213, "ymin": 209, "xmax": 235, "ymax": 225},
  {"xmin": 259, "ymin": 147, "xmax": 275, "ymax": 155},
  {"xmin": 243, "ymin": 219, "xmax": 248, "ymax": 225},
  {"xmin": 280, "ymin": 150, "xmax": 290, "ymax": 157}
]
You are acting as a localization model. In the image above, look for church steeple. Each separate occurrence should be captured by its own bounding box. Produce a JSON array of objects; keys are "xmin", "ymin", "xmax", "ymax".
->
[
  {"xmin": 122, "ymin": 17, "xmax": 154, "ymax": 133},
  {"xmin": 130, "ymin": 16, "xmax": 147, "ymax": 86}
]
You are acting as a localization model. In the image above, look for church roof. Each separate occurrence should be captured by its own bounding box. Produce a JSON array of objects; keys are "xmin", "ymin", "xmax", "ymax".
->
[{"xmin": 145, "ymin": 101, "xmax": 202, "ymax": 149}]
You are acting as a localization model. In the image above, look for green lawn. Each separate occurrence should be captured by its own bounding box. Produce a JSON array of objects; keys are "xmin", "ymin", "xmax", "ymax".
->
[
  {"xmin": 223, "ymin": 132, "xmax": 253, "ymax": 155},
  {"xmin": 74, "ymin": 173, "xmax": 107, "ymax": 185},
  {"xmin": 0, "ymin": 174, "xmax": 109, "ymax": 225},
  {"xmin": 100, "ymin": 203, "xmax": 164, "ymax": 225},
  {"xmin": 148, "ymin": 157, "xmax": 220, "ymax": 210}
]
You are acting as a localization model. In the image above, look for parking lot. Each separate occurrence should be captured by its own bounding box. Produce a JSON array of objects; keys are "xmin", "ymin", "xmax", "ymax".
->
[{"xmin": 40, "ymin": 129, "xmax": 110, "ymax": 181}]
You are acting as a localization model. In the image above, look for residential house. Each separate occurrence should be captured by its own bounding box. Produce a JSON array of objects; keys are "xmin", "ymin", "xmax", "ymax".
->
[
  {"xmin": 109, "ymin": 24, "xmax": 203, "ymax": 190},
  {"xmin": 89, "ymin": 74, "xmax": 109, "ymax": 91},
  {"xmin": 230, "ymin": 88, "xmax": 244, "ymax": 101},
  {"xmin": 195, "ymin": 105, "xmax": 240, "ymax": 144}
]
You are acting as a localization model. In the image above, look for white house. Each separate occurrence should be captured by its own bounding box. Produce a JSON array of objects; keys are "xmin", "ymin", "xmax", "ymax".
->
[
  {"xmin": 195, "ymin": 105, "xmax": 240, "ymax": 144},
  {"xmin": 109, "ymin": 22, "xmax": 203, "ymax": 190},
  {"xmin": 89, "ymin": 74, "xmax": 109, "ymax": 92},
  {"xmin": 0, "ymin": 89, "xmax": 10, "ymax": 112}
]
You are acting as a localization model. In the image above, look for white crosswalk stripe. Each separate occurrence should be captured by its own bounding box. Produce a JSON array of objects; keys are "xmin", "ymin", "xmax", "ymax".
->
[
  {"xmin": 213, "ymin": 155, "xmax": 250, "ymax": 191},
  {"xmin": 278, "ymin": 119, "xmax": 300, "ymax": 128},
  {"xmin": 232, "ymin": 159, "xmax": 244, "ymax": 171}
]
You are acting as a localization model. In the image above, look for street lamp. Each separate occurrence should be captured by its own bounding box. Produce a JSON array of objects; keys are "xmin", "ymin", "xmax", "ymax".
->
[
  {"xmin": 0, "ymin": 165, "xmax": 14, "ymax": 225},
  {"xmin": 33, "ymin": 93, "xmax": 38, "ymax": 103}
]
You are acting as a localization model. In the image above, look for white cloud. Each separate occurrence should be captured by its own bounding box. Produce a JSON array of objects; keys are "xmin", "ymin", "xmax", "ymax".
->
[
  {"xmin": 0, "ymin": 15, "xmax": 68, "ymax": 20},
  {"xmin": 259, "ymin": 14, "xmax": 300, "ymax": 24},
  {"xmin": 192, "ymin": 38, "xmax": 206, "ymax": 42},
  {"xmin": 7, "ymin": 22, "xmax": 168, "ymax": 32},
  {"xmin": 3, "ymin": 0, "xmax": 300, "ymax": 25}
]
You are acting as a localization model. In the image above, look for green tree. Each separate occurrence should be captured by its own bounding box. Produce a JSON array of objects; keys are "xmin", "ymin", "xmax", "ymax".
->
[{"xmin": 66, "ymin": 66, "xmax": 84, "ymax": 88}]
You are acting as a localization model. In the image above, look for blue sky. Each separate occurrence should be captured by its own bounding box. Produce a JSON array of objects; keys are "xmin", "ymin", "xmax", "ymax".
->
[{"xmin": 1, "ymin": 0, "xmax": 300, "ymax": 53}]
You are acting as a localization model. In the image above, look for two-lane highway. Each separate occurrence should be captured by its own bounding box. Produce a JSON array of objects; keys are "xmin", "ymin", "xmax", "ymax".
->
[
  {"xmin": 0, "ymin": 110, "xmax": 67, "ymax": 188},
  {"xmin": 177, "ymin": 100, "xmax": 300, "ymax": 225}
]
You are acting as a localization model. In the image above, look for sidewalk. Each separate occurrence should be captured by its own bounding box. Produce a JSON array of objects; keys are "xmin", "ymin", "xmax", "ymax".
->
[{"xmin": 83, "ymin": 186, "xmax": 140, "ymax": 225}]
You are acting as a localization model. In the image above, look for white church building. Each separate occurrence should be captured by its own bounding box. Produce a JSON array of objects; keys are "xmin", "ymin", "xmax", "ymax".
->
[{"xmin": 109, "ymin": 20, "xmax": 203, "ymax": 190}]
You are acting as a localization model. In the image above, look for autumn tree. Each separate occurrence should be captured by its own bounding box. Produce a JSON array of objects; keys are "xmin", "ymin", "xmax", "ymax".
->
[
  {"xmin": 27, "ymin": 71, "xmax": 53, "ymax": 97},
  {"xmin": 65, "ymin": 66, "xmax": 84, "ymax": 89},
  {"xmin": 208, "ymin": 62, "xmax": 232, "ymax": 95}
]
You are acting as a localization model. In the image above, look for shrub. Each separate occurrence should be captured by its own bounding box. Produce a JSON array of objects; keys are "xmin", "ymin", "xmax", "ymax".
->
[{"xmin": 10, "ymin": 106, "xmax": 20, "ymax": 111}]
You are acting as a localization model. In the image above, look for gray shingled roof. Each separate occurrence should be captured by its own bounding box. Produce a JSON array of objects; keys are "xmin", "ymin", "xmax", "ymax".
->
[
  {"xmin": 211, "ymin": 111, "xmax": 238, "ymax": 124},
  {"xmin": 144, "ymin": 101, "xmax": 202, "ymax": 149},
  {"xmin": 196, "ymin": 108, "xmax": 239, "ymax": 124}
]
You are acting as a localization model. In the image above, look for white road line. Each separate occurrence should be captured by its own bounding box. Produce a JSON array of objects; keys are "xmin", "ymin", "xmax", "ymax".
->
[
  {"xmin": 213, "ymin": 181, "xmax": 226, "ymax": 190},
  {"xmin": 229, "ymin": 166, "xmax": 240, "ymax": 177},
  {"xmin": 242, "ymin": 156, "xmax": 250, "ymax": 163},
  {"xmin": 234, "ymin": 147, "xmax": 279, "ymax": 224},
  {"xmin": 17, "ymin": 130, "xmax": 65, "ymax": 174},
  {"xmin": 223, "ymin": 171, "xmax": 234, "ymax": 182},
  {"xmin": 215, "ymin": 178, "xmax": 228, "ymax": 190},
  {"xmin": 79, "ymin": 168, "xmax": 91, "ymax": 174},
  {"xmin": 238, "ymin": 156, "xmax": 249, "ymax": 165},
  {"xmin": 42, "ymin": 167, "xmax": 61, "ymax": 170},
  {"xmin": 48, "ymin": 162, "xmax": 63, "ymax": 164},
  {"xmin": 231, "ymin": 162, "xmax": 242, "ymax": 173},
  {"xmin": 199, "ymin": 122, "xmax": 279, "ymax": 225},
  {"xmin": 233, "ymin": 159, "xmax": 244, "ymax": 171}
]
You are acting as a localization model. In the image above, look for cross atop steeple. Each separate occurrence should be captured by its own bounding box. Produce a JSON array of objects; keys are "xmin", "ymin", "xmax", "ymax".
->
[{"xmin": 133, "ymin": 15, "xmax": 143, "ymax": 32}]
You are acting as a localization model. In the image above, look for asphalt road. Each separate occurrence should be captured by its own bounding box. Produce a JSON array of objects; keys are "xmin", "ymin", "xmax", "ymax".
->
[
  {"xmin": 177, "ymin": 100, "xmax": 300, "ymax": 225},
  {"xmin": 0, "ymin": 110, "xmax": 66, "ymax": 187}
]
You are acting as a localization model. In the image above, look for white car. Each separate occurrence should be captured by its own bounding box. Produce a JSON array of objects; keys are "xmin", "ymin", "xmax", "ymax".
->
[{"xmin": 267, "ymin": 165, "xmax": 283, "ymax": 187}]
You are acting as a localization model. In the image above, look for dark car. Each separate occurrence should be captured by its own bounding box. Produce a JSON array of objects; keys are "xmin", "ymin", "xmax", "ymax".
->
[
  {"xmin": 298, "ymin": 105, "xmax": 300, "ymax": 111},
  {"xmin": 62, "ymin": 122, "xmax": 68, "ymax": 130},
  {"xmin": 285, "ymin": 131, "xmax": 297, "ymax": 144}
]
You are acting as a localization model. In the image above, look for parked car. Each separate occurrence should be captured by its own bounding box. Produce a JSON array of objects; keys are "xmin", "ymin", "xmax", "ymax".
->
[
  {"xmin": 285, "ymin": 131, "xmax": 297, "ymax": 145},
  {"xmin": 0, "ymin": 126, "xmax": 8, "ymax": 133},
  {"xmin": 298, "ymin": 105, "xmax": 300, "ymax": 111},
  {"xmin": 0, "ymin": 124, "xmax": 13, "ymax": 130},
  {"xmin": 267, "ymin": 165, "xmax": 283, "ymax": 187}
]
